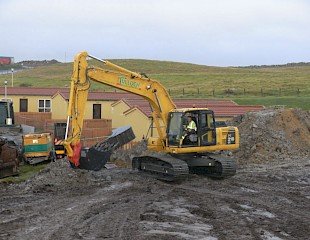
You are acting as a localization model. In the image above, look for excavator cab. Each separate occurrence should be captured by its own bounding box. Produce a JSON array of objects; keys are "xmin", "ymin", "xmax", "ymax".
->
[{"xmin": 167, "ymin": 110, "xmax": 216, "ymax": 147}]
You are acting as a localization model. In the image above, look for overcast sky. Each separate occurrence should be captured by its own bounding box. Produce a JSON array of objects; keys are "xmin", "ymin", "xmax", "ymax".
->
[{"xmin": 1, "ymin": 0, "xmax": 309, "ymax": 66}]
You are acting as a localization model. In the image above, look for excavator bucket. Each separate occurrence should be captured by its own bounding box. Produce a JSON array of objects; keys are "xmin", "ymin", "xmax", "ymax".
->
[{"xmin": 78, "ymin": 126, "xmax": 135, "ymax": 171}]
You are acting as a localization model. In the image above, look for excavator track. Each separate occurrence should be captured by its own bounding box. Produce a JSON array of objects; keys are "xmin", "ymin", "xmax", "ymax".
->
[
  {"xmin": 188, "ymin": 153, "xmax": 236, "ymax": 178},
  {"xmin": 132, "ymin": 154, "xmax": 189, "ymax": 181},
  {"xmin": 211, "ymin": 156, "xmax": 236, "ymax": 178}
]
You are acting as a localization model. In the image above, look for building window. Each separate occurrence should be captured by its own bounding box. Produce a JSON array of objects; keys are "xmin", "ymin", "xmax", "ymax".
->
[
  {"xmin": 93, "ymin": 104, "xmax": 101, "ymax": 119},
  {"xmin": 38, "ymin": 99, "xmax": 51, "ymax": 112},
  {"xmin": 20, "ymin": 99, "xmax": 28, "ymax": 112}
]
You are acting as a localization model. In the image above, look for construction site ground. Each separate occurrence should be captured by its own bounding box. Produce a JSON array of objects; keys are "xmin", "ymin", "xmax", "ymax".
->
[{"xmin": 0, "ymin": 108, "xmax": 309, "ymax": 240}]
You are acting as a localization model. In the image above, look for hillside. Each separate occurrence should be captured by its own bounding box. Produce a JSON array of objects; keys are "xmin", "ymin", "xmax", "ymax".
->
[
  {"xmin": 1, "ymin": 58, "xmax": 310, "ymax": 109},
  {"xmin": 1, "ymin": 59, "xmax": 310, "ymax": 90}
]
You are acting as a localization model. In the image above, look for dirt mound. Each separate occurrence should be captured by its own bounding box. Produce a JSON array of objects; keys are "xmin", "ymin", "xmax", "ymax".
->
[
  {"xmin": 112, "ymin": 108, "xmax": 310, "ymax": 167},
  {"xmin": 110, "ymin": 140, "xmax": 148, "ymax": 167},
  {"xmin": 231, "ymin": 108, "xmax": 310, "ymax": 164},
  {"xmin": 14, "ymin": 159, "xmax": 116, "ymax": 194}
]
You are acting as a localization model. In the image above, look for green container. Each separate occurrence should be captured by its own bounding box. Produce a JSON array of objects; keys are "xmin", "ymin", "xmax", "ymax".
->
[
  {"xmin": 23, "ymin": 133, "xmax": 53, "ymax": 158},
  {"xmin": 24, "ymin": 142, "xmax": 52, "ymax": 153}
]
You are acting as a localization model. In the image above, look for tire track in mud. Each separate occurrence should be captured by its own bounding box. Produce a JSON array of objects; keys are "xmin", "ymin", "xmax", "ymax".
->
[
  {"xmin": 172, "ymin": 166, "xmax": 310, "ymax": 240},
  {"xmin": 52, "ymin": 176, "xmax": 176, "ymax": 240},
  {"xmin": 135, "ymin": 160, "xmax": 310, "ymax": 240},
  {"xmin": 46, "ymin": 181, "xmax": 141, "ymax": 240},
  {"xmin": 0, "ymin": 171, "xmax": 174, "ymax": 240},
  {"xmin": 1, "ymin": 159, "xmax": 309, "ymax": 240}
]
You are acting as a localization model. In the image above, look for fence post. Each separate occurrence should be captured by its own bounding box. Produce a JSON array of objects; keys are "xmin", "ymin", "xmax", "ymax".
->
[
  {"xmin": 244, "ymin": 88, "xmax": 245, "ymax": 96},
  {"xmin": 212, "ymin": 89, "xmax": 215, "ymax": 97},
  {"xmin": 197, "ymin": 88, "xmax": 199, "ymax": 95},
  {"xmin": 297, "ymin": 88, "xmax": 300, "ymax": 96},
  {"xmin": 183, "ymin": 88, "xmax": 185, "ymax": 95},
  {"xmin": 279, "ymin": 88, "xmax": 281, "ymax": 96},
  {"xmin": 261, "ymin": 88, "xmax": 263, "ymax": 96}
]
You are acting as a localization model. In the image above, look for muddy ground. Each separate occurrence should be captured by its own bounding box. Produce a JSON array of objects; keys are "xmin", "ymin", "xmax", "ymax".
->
[{"xmin": 0, "ymin": 108, "xmax": 309, "ymax": 240}]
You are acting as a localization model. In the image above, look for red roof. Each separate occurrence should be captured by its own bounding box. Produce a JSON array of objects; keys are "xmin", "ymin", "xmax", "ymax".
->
[
  {"xmin": 209, "ymin": 105, "xmax": 265, "ymax": 117},
  {"xmin": 120, "ymin": 99, "xmax": 265, "ymax": 117},
  {"xmin": 0, "ymin": 87, "xmax": 70, "ymax": 96},
  {"xmin": 121, "ymin": 99, "xmax": 153, "ymax": 117},
  {"xmin": 173, "ymin": 99, "xmax": 238, "ymax": 107},
  {"xmin": 0, "ymin": 87, "xmax": 143, "ymax": 100}
]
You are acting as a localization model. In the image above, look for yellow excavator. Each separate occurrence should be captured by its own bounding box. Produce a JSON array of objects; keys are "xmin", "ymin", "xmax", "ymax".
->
[{"xmin": 63, "ymin": 51, "xmax": 239, "ymax": 181}]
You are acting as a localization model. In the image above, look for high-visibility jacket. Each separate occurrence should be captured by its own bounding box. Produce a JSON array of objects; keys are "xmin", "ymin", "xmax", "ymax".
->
[{"xmin": 186, "ymin": 120, "xmax": 197, "ymax": 132}]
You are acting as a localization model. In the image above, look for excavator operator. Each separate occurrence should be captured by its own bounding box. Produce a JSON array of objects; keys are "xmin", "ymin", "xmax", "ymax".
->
[
  {"xmin": 182, "ymin": 115, "xmax": 197, "ymax": 143},
  {"xmin": 185, "ymin": 115, "xmax": 197, "ymax": 133}
]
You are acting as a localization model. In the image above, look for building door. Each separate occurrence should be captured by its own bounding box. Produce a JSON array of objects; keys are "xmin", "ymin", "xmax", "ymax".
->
[
  {"xmin": 20, "ymin": 99, "xmax": 28, "ymax": 112},
  {"xmin": 93, "ymin": 104, "xmax": 101, "ymax": 119}
]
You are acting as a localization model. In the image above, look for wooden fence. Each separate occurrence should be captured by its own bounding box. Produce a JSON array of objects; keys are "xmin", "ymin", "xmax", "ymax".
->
[{"xmin": 167, "ymin": 88, "xmax": 310, "ymax": 97}]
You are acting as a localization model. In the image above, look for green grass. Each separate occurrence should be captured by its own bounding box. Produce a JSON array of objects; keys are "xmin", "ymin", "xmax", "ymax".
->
[
  {"xmin": 1, "ymin": 59, "xmax": 310, "ymax": 109},
  {"xmin": 0, "ymin": 163, "xmax": 48, "ymax": 184},
  {"xmin": 232, "ymin": 96, "xmax": 310, "ymax": 110}
]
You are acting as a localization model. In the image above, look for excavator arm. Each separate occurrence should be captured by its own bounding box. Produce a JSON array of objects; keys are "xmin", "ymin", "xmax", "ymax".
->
[
  {"xmin": 63, "ymin": 51, "xmax": 176, "ymax": 166},
  {"xmin": 87, "ymin": 55, "xmax": 176, "ymax": 139}
]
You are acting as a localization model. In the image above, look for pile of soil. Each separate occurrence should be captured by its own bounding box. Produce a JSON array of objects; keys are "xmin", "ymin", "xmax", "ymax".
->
[
  {"xmin": 230, "ymin": 108, "xmax": 310, "ymax": 164},
  {"xmin": 110, "ymin": 140, "xmax": 148, "ymax": 167},
  {"xmin": 111, "ymin": 107, "xmax": 310, "ymax": 167}
]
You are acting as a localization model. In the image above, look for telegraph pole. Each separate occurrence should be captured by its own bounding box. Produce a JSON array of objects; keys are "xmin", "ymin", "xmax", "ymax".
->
[
  {"xmin": 4, "ymin": 80, "xmax": 7, "ymax": 98},
  {"xmin": 11, "ymin": 68, "xmax": 14, "ymax": 87}
]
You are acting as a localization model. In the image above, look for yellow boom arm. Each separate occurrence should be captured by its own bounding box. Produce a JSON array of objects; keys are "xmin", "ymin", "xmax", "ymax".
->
[{"xmin": 63, "ymin": 51, "xmax": 176, "ymax": 160}]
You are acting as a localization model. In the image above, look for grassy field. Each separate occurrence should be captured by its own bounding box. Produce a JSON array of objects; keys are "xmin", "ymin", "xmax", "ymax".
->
[
  {"xmin": 1, "ymin": 59, "xmax": 309, "ymax": 109},
  {"xmin": 232, "ymin": 96, "xmax": 310, "ymax": 110}
]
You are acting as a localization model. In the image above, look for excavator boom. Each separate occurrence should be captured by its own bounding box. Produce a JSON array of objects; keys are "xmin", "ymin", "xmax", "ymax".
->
[{"xmin": 63, "ymin": 52, "xmax": 176, "ymax": 168}]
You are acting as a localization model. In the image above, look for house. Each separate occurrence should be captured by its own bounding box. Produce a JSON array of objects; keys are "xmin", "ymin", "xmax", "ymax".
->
[
  {"xmin": 0, "ymin": 87, "xmax": 265, "ymax": 140},
  {"xmin": 0, "ymin": 56, "xmax": 14, "ymax": 65}
]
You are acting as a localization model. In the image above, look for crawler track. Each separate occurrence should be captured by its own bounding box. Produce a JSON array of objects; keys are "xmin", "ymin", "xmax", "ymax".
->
[
  {"xmin": 210, "ymin": 155, "xmax": 237, "ymax": 178},
  {"xmin": 132, "ymin": 152, "xmax": 236, "ymax": 181},
  {"xmin": 184, "ymin": 153, "xmax": 237, "ymax": 178},
  {"xmin": 132, "ymin": 154, "xmax": 189, "ymax": 181}
]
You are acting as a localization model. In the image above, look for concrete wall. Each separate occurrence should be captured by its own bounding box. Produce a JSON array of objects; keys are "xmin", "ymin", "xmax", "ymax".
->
[
  {"xmin": 51, "ymin": 94, "xmax": 67, "ymax": 119},
  {"xmin": 123, "ymin": 108, "xmax": 151, "ymax": 140},
  {"xmin": 0, "ymin": 95, "xmax": 53, "ymax": 113},
  {"xmin": 84, "ymin": 101, "xmax": 113, "ymax": 120},
  {"xmin": 111, "ymin": 101, "xmax": 130, "ymax": 129},
  {"xmin": 0, "ymin": 93, "xmax": 115, "ymax": 121},
  {"xmin": 111, "ymin": 101, "xmax": 154, "ymax": 140}
]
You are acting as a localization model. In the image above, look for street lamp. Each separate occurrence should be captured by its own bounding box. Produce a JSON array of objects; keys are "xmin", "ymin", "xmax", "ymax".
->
[
  {"xmin": 11, "ymin": 68, "xmax": 14, "ymax": 87},
  {"xmin": 4, "ymin": 80, "xmax": 8, "ymax": 98}
]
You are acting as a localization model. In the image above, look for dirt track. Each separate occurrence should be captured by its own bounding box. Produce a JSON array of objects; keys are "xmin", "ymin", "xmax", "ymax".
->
[
  {"xmin": 0, "ymin": 108, "xmax": 309, "ymax": 240},
  {"xmin": 0, "ymin": 158, "xmax": 309, "ymax": 240}
]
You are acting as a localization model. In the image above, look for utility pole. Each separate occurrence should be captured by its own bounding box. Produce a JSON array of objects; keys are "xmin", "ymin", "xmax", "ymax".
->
[
  {"xmin": 4, "ymin": 80, "xmax": 7, "ymax": 98},
  {"xmin": 11, "ymin": 68, "xmax": 14, "ymax": 87}
]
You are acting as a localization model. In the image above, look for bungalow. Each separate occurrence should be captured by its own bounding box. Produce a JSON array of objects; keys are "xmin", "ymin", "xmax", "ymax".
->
[{"xmin": 0, "ymin": 87, "xmax": 265, "ymax": 140}]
